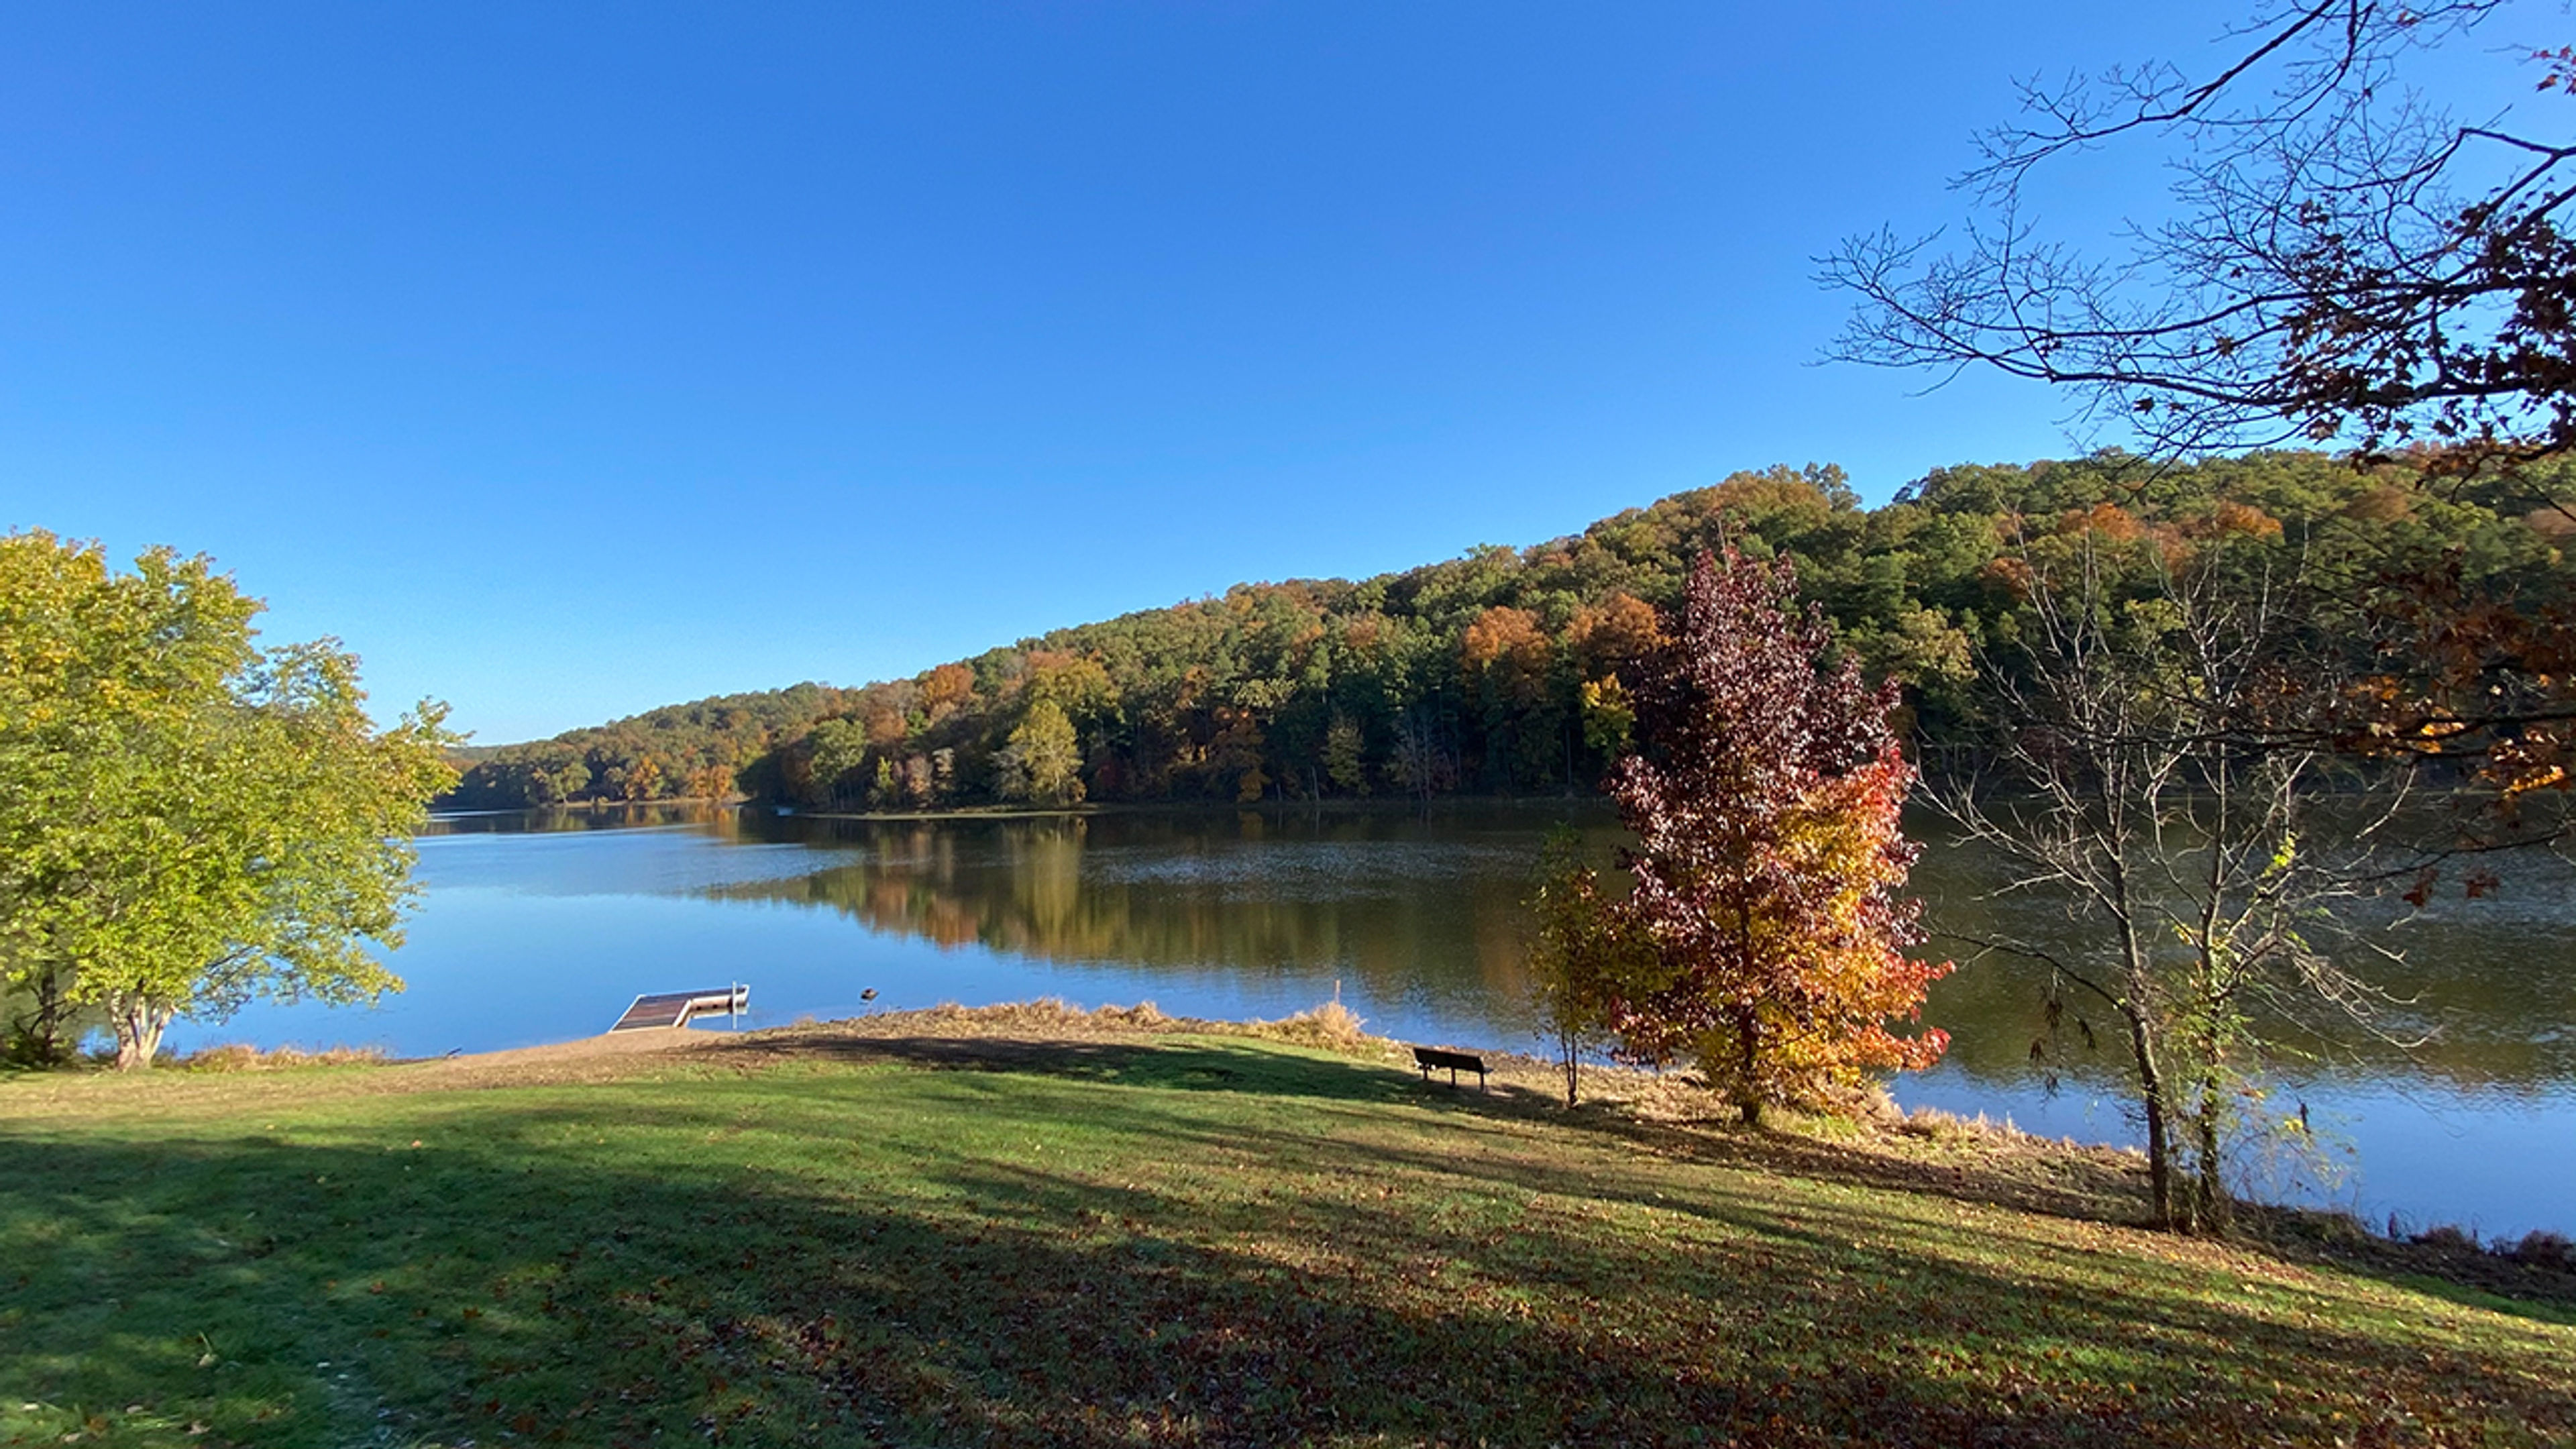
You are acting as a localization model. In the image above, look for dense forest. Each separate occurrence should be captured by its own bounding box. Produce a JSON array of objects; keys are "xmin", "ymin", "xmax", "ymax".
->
[{"xmin": 441, "ymin": 451, "xmax": 2574, "ymax": 812}]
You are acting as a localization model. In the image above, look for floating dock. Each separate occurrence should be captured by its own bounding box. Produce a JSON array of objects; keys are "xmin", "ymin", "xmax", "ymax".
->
[{"xmin": 608, "ymin": 983, "xmax": 749, "ymax": 1033}]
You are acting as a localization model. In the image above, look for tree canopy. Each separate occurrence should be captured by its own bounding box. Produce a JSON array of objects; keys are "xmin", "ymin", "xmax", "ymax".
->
[
  {"xmin": 443, "ymin": 449, "xmax": 2575, "ymax": 815},
  {"xmin": 1828, "ymin": 2, "xmax": 2573, "ymax": 470},
  {"xmin": 1601, "ymin": 549, "xmax": 1949, "ymax": 1123},
  {"xmin": 0, "ymin": 532, "xmax": 455, "ymax": 1067}
]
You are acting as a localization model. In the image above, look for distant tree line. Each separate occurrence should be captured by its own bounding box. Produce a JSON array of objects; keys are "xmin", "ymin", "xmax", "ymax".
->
[{"xmin": 441, "ymin": 450, "xmax": 2576, "ymax": 814}]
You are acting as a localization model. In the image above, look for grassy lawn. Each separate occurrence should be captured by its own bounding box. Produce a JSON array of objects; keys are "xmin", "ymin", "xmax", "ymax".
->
[{"xmin": 4, "ymin": 1019, "xmax": 2573, "ymax": 1448}]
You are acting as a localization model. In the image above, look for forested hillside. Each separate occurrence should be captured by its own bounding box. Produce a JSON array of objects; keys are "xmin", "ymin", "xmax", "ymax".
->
[{"xmin": 441, "ymin": 451, "xmax": 2573, "ymax": 811}]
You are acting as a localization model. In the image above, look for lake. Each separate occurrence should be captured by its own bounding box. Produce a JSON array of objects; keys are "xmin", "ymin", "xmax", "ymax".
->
[{"xmin": 174, "ymin": 802, "xmax": 2576, "ymax": 1239}]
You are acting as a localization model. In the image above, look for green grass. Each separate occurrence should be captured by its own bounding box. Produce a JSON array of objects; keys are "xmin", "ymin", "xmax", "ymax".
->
[{"xmin": 4, "ymin": 1032, "xmax": 2573, "ymax": 1447}]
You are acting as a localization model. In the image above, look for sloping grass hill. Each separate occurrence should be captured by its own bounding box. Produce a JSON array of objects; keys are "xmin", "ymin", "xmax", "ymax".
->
[{"xmin": 4, "ymin": 1011, "xmax": 2572, "ymax": 1448}]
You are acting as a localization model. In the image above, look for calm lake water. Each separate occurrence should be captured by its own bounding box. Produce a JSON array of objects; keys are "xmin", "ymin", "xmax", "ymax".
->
[{"xmin": 176, "ymin": 803, "xmax": 2576, "ymax": 1238}]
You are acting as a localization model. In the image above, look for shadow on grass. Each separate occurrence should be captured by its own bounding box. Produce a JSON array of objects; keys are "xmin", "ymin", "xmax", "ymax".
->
[
  {"xmin": 708, "ymin": 1031, "xmax": 2576, "ymax": 1318},
  {"xmin": 714, "ymin": 1031, "xmax": 2155, "ymax": 1228},
  {"xmin": 5, "ymin": 1060, "xmax": 2572, "ymax": 1448},
  {"xmin": 706, "ymin": 1031, "xmax": 1445, "ymax": 1108}
]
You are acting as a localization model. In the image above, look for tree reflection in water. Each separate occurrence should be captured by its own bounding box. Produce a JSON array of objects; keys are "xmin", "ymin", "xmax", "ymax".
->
[
  {"xmin": 696, "ymin": 804, "xmax": 2576, "ymax": 1104},
  {"xmin": 708, "ymin": 808, "xmax": 1589, "ymax": 1032}
]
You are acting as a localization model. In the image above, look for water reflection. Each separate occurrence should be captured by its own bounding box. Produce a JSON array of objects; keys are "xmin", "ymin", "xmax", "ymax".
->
[
  {"xmin": 698, "ymin": 806, "xmax": 2576, "ymax": 1099},
  {"xmin": 1906, "ymin": 826, "xmax": 2576, "ymax": 1099},
  {"xmin": 706, "ymin": 810, "xmax": 1569, "ymax": 1031},
  {"xmin": 195, "ymin": 802, "xmax": 2573, "ymax": 1236}
]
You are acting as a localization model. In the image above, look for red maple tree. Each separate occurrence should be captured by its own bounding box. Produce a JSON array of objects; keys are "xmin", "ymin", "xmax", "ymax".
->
[{"xmin": 1606, "ymin": 547, "xmax": 1949, "ymax": 1123}]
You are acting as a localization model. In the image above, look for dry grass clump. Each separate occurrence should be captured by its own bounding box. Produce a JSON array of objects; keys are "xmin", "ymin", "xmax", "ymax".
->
[
  {"xmin": 1246, "ymin": 999, "xmax": 1368, "ymax": 1048},
  {"xmin": 174, "ymin": 1042, "xmax": 388, "ymax": 1073},
  {"xmin": 1894, "ymin": 1104, "xmax": 2034, "ymax": 1144},
  {"xmin": 898, "ymin": 996, "xmax": 1366, "ymax": 1050},
  {"xmin": 916, "ymin": 999, "xmax": 1097, "ymax": 1032},
  {"xmin": 900, "ymin": 999, "xmax": 1181, "ymax": 1036}
]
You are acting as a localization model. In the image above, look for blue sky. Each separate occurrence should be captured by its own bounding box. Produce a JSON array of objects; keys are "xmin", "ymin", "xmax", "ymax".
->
[{"xmin": 0, "ymin": 3, "xmax": 2540, "ymax": 741}]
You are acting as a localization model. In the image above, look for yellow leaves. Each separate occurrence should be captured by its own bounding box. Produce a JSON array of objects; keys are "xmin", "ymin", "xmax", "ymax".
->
[
  {"xmin": 1578, "ymin": 676, "xmax": 1635, "ymax": 757},
  {"xmin": 2501, "ymin": 763, "xmax": 2569, "ymax": 798},
  {"xmin": 1023, "ymin": 650, "xmax": 1116, "ymax": 716}
]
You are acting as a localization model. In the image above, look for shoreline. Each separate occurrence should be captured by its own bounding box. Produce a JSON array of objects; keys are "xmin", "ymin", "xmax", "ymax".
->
[
  {"xmin": 18, "ymin": 997, "xmax": 2574, "ymax": 1312},
  {"xmin": 430, "ymin": 794, "xmax": 1622, "ymax": 823}
]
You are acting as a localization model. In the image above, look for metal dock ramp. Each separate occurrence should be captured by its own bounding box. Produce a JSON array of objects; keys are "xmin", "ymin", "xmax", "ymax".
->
[{"xmin": 608, "ymin": 983, "xmax": 749, "ymax": 1032}]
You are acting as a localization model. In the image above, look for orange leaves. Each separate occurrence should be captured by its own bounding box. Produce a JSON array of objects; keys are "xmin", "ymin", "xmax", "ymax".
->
[
  {"xmin": 1566, "ymin": 592, "xmax": 1663, "ymax": 680},
  {"xmin": 2051, "ymin": 500, "xmax": 2211, "ymax": 572},
  {"xmin": 919, "ymin": 663, "xmax": 976, "ymax": 716},
  {"xmin": 1460, "ymin": 606, "xmax": 1548, "ymax": 674},
  {"xmin": 1977, "ymin": 554, "xmax": 2036, "ymax": 601},
  {"xmin": 2202, "ymin": 500, "xmax": 2285, "ymax": 542},
  {"xmin": 862, "ymin": 706, "xmax": 908, "ymax": 749},
  {"xmin": 2064, "ymin": 501, "xmax": 2150, "ymax": 544},
  {"xmin": 1460, "ymin": 605, "xmax": 1552, "ymax": 705}
]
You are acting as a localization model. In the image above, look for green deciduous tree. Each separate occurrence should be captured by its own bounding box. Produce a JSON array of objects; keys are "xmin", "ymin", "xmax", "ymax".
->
[
  {"xmin": 804, "ymin": 716, "xmax": 871, "ymax": 808},
  {"xmin": 998, "ymin": 698, "xmax": 1084, "ymax": 806},
  {"xmin": 1322, "ymin": 713, "xmax": 1367, "ymax": 796},
  {"xmin": 0, "ymin": 532, "xmax": 455, "ymax": 1068},
  {"xmin": 1525, "ymin": 828, "xmax": 1648, "ymax": 1107}
]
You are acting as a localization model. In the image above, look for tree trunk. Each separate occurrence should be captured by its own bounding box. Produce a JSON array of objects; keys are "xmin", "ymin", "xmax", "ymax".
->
[
  {"xmin": 8, "ymin": 964, "xmax": 74, "ymax": 1066},
  {"xmin": 111, "ymin": 997, "xmax": 173, "ymax": 1071},
  {"xmin": 2127, "ymin": 1012, "xmax": 2176, "ymax": 1228},
  {"xmin": 2191, "ymin": 1069, "xmax": 2232, "ymax": 1235},
  {"xmin": 2106, "ymin": 859, "xmax": 2182, "ymax": 1231},
  {"xmin": 1737, "ymin": 1006, "xmax": 1764, "ymax": 1125}
]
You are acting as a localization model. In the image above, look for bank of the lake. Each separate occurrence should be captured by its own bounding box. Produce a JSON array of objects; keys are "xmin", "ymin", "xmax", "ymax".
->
[
  {"xmin": 181, "ymin": 804, "xmax": 2576, "ymax": 1240},
  {"xmin": 7, "ymin": 1006, "xmax": 2573, "ymax": 1448}
]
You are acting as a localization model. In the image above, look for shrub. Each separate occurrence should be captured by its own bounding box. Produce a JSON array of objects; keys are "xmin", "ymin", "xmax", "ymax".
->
[{"xmin": 2507, "ymin": 1230, "xmax": 2573, "ymax": 1270}]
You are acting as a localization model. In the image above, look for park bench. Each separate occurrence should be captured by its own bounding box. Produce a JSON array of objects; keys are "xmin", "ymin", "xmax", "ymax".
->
[{"xmin": 1411, "ymin": 1044, "xmax": 1489, "ymax": 1090}]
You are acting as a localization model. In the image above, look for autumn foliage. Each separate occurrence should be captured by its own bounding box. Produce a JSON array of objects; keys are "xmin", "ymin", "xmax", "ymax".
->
[
  {"xmin": 440, "ymin": 451, "xmax": 2575, "ymax": 818},
  {"xmin": 1605, "ymin": 548, "xmax": 1949, "ymax": 1122}
]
